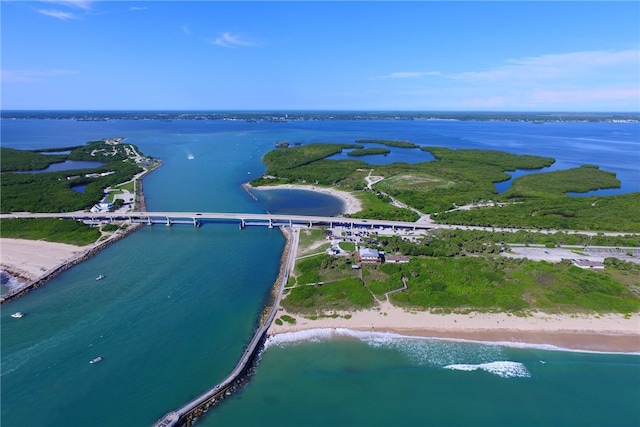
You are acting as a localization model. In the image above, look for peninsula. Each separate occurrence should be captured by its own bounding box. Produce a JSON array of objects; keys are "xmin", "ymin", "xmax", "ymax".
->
[
  {"xmin": 0, "ymin": 139, "xmax": 159, "ymax": 301},
  {"xmin": 251, "ymin": 141, "xmax": 640, "ymax": 353}
]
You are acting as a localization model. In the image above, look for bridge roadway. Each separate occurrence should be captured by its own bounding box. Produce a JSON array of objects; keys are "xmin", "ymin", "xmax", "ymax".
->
[
  {"xmin": 3, "ymin": 211, "xmax": 435, "ymax": 231},
  {"xmin": 5, "ymin": 211, "xmax": 635, "ymax": 237}
]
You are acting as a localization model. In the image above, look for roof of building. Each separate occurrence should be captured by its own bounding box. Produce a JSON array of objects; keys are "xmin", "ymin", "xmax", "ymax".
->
[{"xmin": 359, "ymin": 247, "xmax": 380, "ymax": 258}]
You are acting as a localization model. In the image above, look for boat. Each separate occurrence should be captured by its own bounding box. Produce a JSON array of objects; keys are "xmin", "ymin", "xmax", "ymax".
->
[
  {"xmin": 11, "ymin": 312, "xmax": 24, "ymax": 318},
  {"xmin": 187, "ymin": 154, "xmax": 195, "ymax": 160},
  {"xmin": 89, "ymin": 356, "xmax": 103, "ymax": 364},
  {"xmin": 96, "ymin": 274, "xmax": 105, "ymax": 281}
]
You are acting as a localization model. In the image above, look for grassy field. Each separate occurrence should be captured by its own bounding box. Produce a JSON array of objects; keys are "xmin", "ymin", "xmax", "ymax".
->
[
  {"xmin": 281, "ymin": 229, "xmax": 640, "ymax": 316},
  {"xmin": 0, "ymin": 218, "xmax": 101, "ymax": 246}
]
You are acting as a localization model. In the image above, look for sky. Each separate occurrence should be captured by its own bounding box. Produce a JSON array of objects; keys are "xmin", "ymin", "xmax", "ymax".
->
[{"xmin": 1, "ymin": 1, "xmax": 639, "ymax": 111}]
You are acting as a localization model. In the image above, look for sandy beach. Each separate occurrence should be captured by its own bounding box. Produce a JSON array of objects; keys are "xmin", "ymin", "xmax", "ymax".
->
[
  {"xmin": 1, "ymin": 238, "xmax": 87, "ymax": 282},
  {"xmin": 267, "ymin": 301, "xmax": 640, "ymax": 353},
  {"xmin": 244, "ymin": 183, "xmax": 363, "ymax": 215}
]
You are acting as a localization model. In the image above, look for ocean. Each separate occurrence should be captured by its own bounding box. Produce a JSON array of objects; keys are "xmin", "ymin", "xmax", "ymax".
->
[{"xmin": 1, "ymin": 114, "xmax": 639, "ymax": 427}]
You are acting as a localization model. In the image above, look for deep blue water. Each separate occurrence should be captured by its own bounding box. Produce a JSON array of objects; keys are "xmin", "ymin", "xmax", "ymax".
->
[
  {"xmin": 1, "ymin": 116, "xmax": 638, "ymax": 427},
  {"xmin": 13, "ymin": 160, "xmax": 106, "ymax": 174}
]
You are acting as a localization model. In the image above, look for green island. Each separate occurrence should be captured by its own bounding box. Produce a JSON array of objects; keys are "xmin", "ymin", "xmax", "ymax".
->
[
  {"xmin": 355, "ymin": 139, "xmax": 420, "ymax": 148},
  {"xmin": 250, "ymin": 141, "xmax": 640, "ymax": 318},
  {"xmin": 347, "ymin": 147, "xmax": 391, "ymax": 156}
]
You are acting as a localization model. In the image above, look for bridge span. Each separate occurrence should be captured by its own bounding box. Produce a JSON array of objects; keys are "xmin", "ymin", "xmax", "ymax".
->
[{"xmin": 3, "ymin": 211, "xmax": 435, "ymax": 231}]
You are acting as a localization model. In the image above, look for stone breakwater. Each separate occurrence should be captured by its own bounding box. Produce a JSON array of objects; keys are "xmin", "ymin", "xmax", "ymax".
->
[
  {"xmin": 155, "ymin": 227, "xmax": 293, "ymax": 427},
  {"xmin": 0, "ymin": 223, "xmax": 142, "ymax": 304}
]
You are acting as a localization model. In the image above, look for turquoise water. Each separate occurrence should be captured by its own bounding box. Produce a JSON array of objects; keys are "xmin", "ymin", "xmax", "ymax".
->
[
  {"xmin": 213, "ymin": 330, "xmax": 640, "ymax": 427},
  {"xmin": 1, "ymin": 116, "xmax": 639, "ymax": 426}
]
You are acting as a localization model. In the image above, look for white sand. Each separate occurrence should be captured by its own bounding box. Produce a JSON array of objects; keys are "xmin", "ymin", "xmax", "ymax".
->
[
  {"xmin": 246, "ymin": 183, "xmax": 363, "ymax": 215},
  {"xmin": 268, "ymin": 301, "xmax": 640, "ymax": 352},
  {"xmin": 1, "ymin": 238, "xmax": 87, "ymax": 281}
]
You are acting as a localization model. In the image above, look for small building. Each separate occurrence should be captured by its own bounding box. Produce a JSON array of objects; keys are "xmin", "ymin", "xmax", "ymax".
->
[
  {"xmin": 91, "ymin": 202, "xmax": 114, "ymax": 213},
  {"xmin": 385, "ymin": 255, "xmax": 410, "ymax": 264},
  {"xmin": 571, "ymin": 259, "xmax": 605, "ymax": 269},
  {"xmin": 358, "ymin": 247, "xmax": 380, "ymax": 264}
]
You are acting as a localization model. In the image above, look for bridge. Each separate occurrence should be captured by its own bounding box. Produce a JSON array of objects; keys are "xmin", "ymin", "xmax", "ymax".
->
[{"xmin": 3, "ymin": 211, "xmax": 436, "ymax": 232}]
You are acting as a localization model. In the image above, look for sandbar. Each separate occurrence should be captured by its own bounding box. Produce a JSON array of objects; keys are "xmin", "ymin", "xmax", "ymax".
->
[{"xmin": 244, "ymin": 183, "xmax": 363, "ymax": 215}]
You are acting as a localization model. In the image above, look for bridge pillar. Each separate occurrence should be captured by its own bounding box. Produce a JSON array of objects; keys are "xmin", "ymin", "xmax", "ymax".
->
[
  {"xmin": 289, "ymin": 219, "xmax": 292, "ymax": 227},
  {"xmin": 239, "ymin": 219, "xmax": 245, "ymax": 230},
  {"xmin": 268, "ymin": 218, "xmax": 273, "ymax": 229},
  {"xmin": 147, "ymin": 217, "xmax": 152, "ymax": 226},
  {"xmin": 166, "ymin": 217, "xmax": 171, "ymax": 227}
]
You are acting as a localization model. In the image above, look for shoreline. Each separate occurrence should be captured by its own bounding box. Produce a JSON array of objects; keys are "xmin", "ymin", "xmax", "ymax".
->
[
  {"xmin": 243, "ymin": 182, "xmax": 363, "ymax": 215},
  {"xmin": 0, "ymin": 156, "xmax": 157, "ymax": 303},
  {"xmin": 268, "ymin": 303, "xmax": 640, "ymax": 353},
  {"xmin": 0, "ymin": 223, "xmax": 142, "ymax": 303}
]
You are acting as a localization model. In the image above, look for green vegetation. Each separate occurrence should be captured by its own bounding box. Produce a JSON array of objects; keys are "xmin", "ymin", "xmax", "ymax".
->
[
  {"xmin": 0, "ymin": 218, "xmax": 101, "ymax": 246},
  {"xmin": 1, "ymin": 139, "xmax": 154, "ymax": 213},
  {"xmin": 437, "ymin": 193, "xmax": 640, "ymax": 232},
  {"xmin": 280, "ymin": 315, "xmax": 297, "ymax": 324},
  {"xmin": 252, "ymin": 142, "xmax": 639, "ymax": 232},
  {"xmin": 284, "ymin": 229, "xmax": 640, "ymax": 315},
  {"xmin": 283, "ymin": 277, "xmax": 375, "ymax": 312},
  {"xmin": 355, "ymin": 139, "xmax": 419, "ymax": 148},
  {"xmin": 339, "ymin": 241, "xmax": 356, "ymax": 251},
  {"xmin": 347, "ymin": 148, "xmax": 391, "ymax": 156},
  {"xmin": 382, "ymin": 257, "xmax": 639, "ymax": 314},
  {"xmin": 0, "ymin": 148, "xmax": 68, "ymax": 172},
  {"xmin": 505, "ymin": 165, "xmax": 620, "ymax": 197},
  {"xmin": 351, "ymin": 191, "xmax": 420, "ymax": 222}
]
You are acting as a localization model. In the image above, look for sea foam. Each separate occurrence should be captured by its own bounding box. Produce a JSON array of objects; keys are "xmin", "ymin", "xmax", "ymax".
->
[
  {"xmin": 266, "ymin": 328, "xmax": 508, "ymax": 368},
  {"xmin": 444, "ymin": 361, "xmax": 531, "ymax": 378}
]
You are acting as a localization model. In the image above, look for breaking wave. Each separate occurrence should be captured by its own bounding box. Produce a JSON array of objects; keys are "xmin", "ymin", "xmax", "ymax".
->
[
  {"xmin": 265, "ymin": 328, "xmax": 530, "ymax": 377},
  {"xmin": 444, "ymin": 361, "xmax": 531, "ymax": 378}
]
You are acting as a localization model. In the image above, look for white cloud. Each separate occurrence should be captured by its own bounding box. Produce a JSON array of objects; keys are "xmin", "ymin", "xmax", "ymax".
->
[
  {"xmin": 374, "ymin": 71, "xmax": 441, "ymax": 80},
  {"xmin": 2, "ymin": 69, "xmax": 78, "ymax": 83},
  {"xmin": 181, "ymin": 25, "xmax": 192, "ymax": 36},
  {"xmin": 453, "ymin": 49, "xmax": 639, "ymax": 83},
  {"xmin": 36, "ymin": 0, "xmax": 96, "ymax": 20},
  {"xmin": 37, "ymin": 9, "xmax": 79, "ymax": 20},
  {"xmin": 40, "ymin": 0, "xmax": 94, "ymax": 10},
  {"xmin": 373, "ymin": 49, "xmax": 639, "ymax": 110},
  {"xmin": 130, "ymin": 6, "xmax": 148, "ymax": 12},
  {"xmin": 208, "ymin": 32, "xmax": 259, "ymax": 48}
]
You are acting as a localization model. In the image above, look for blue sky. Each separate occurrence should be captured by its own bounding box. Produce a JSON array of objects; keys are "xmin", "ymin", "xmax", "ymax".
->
[{"xmin": 2, "ymin": 1, "xmax": 639, "ymax": 111}]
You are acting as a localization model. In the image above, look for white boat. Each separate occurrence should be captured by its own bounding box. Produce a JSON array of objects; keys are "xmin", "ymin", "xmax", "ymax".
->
[
  {"xmin": 96, "ymin": 275, "xmax": 105, "ymax": 281},
  {"xmin": 187, "ymin": 154, "xmax": 195, "ymax": 160},
  {"xmin": 89, "ymin": 356, "xmax": 103, "ymax": 364},
  {"xmin": 11, "ymin": 312, "xmax": 24, "ymax": 318}
]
